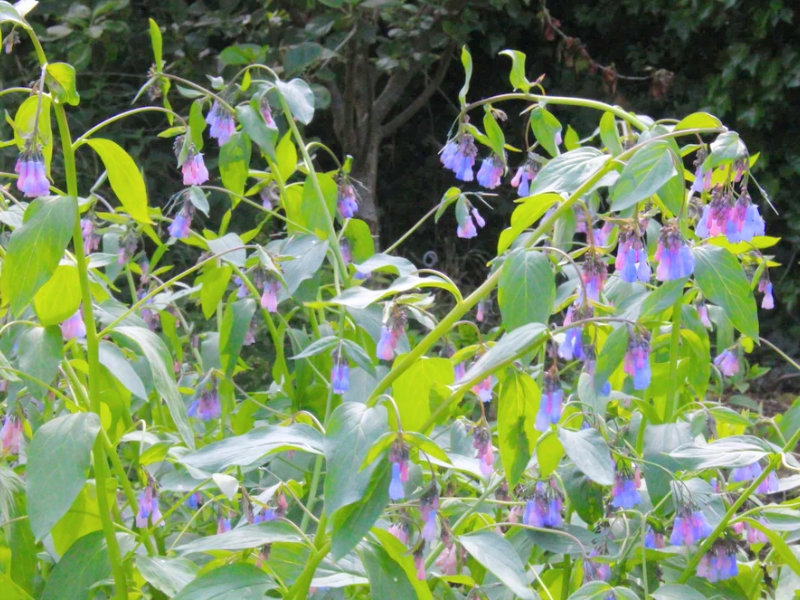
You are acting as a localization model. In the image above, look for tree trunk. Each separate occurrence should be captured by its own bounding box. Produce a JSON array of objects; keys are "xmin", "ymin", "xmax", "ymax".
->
[{"xmin": 349, "ymin": 132, "xmax": 382, "ymax": 246}]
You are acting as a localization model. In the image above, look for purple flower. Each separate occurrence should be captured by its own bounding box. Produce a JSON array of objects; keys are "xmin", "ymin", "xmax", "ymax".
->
[
  {"xmin": 583, "ymin": 550, "xmax": 611, "ymax": 583},
  {"xmin": 691, "ymin": 150, "xmax": 712, "ymax": 194},
  {"xmin": 535, "ymin": 370, "xmax": 563, "ymax": 432},
  {"xmin": 388, "ymin": 440, "xmax": 409, "ymax": 500},
  {"xmin": 580, "ymin": 254, "xmax": 608, "ymax": 303},
  {"xmin": 558, "ymin": 305, "xmax": 585, "ymax": 361},
  {"xmin": 615, "ymin": 228, "xmax": 650, "ymax": 283},
  {"xmin": 376, "ymin": 311, "xmax": 405, "ymax": 361},
  {"xmin": 611, "ymin": 469, "xmax": 642, "ymax": 509},
  {"xmin": 472, "ymin": 376, "xmax": 493, "ymax": 403},
  {"xmin": 168, "ymin": 200, "xmax": 195, "ymax": 240},
  {"xmin": 331, "ymin": 351, "xmax": 349, "ymax": 395},
  {"xmin": 376, "ymin": 325, "xmax": 395, "ymax": 361},
  {"xmin": 243, "ymin": 319, "xmax": 256, "ymax": 346},
  {"xmin": 206, "ymin": 101, "xmax": 236, "ymax": 146},
  {"xmin": 476, "ymin": 155, "xmax": 504, "ymax": 189},
  {"xmin": 714, "ymin": 348, "xmax": 739, "ymax": 377},
  {"xmin": 472, "ymin": 426, "xmax": 494, "ymax": 476},
  {"xmin": 441, "ymin": 134, "xmax": 478, "ymax": 181},
  {"xmin": 217, "ymin": 517, "xmax": 232, "ymax": 534},
  {"xmin": 1, "ymin": 416, "xmax": 22, "ymax": 455},
  {"xmin": 181, "ymin": 150, "xmax": 209, "ymax": 185},
  {"xmin": 697, "ymin": 541, "xmax": 738, "ymax": 582},
  {"xmin": 759, "ymin": 279, "xmax": 774, "ymax": 310},
  {"xmin": 654, "ymin": 225, "xmax": 695, "ymax": 281},
  {"xmin": 420, "ymin": 487, "xmax": 439, "ymax": 542},
  {"xmin": 670, "ymin": 508, "xmax": 712, "ymax": 546},
  {"xmin": 340, "ymin": 239, "xmax": 353, "ymax": 266},
  {"xmin": 695, "ymin": 186, "xmax": 763, "ymax": 243},
  {"xmin": 117, "ymin": 233, "xmax": 138, "ymax": 265},
  {"xmin": 644, "ymin": 527, "xmax": 665, "ymax": 549},
  {"xmin": 742, "ymin": 519, "xmax": 768, "ymax": 545},
  {"xmin": 260, "ymin": 98, "xmax": 276, "ymax": 128},
  {"xmin": 624, "ymin": 330, "xmax": 651, "ymax": 390},
  {"xmin": 136, "ymin": 482, "xmax": 163, "ymax": 528},
  {"xmin": 81, "ymin": 219, "xmax": 100, "ymax": 255},
  {"xmin": 510, "ymin": 159, "xmax": 539, "ymax": 197},
  {"xmin": 523, "ymin": 480, "xmax": 563, "ymax": 528},
  {"xmin": 60, "ymin": 309, "xmax": 87, "ymax": 341},
  {"xmin": 15, "ymin": 151, "xmax": 49, "ymax": 198},
  {"xmin": 414, "ymin": 549, "xmax": 426, "ymax": 581},
  {"xmin": 388, "ymin": 522, "xmax": 410, "ymax": 545},
  {"xmin": 234, "ymin": 276, "xmax": 248, "ymax": 299},
  {"xmin": 476, "ymin": 299, "xmax": 486, "ymax": 322},
  {"xmin": 594, "ymin": 220, "xmax": 614, "ymax": 247},
  {"xmin": 185, "ymin": 492, "xmax": 203, "ymax": 510},
  {"xmin": 697, "ymin": 302, "xmax": 713, "ymax": 328},
  {"xmin": 188, "ymin": 382, "xmax": 221, "ymax": 421},
  {"xmin": 261, "ymin": 278, "xmax": 281, "ymax": 313},
  {"xmin": 456, "ymin": 206, "xmax": 485, "ymax": 239},
  {"xmin": 453, "ymin": 361, "xmax": 466, "ymax": 381},
  {"xmin": 337, "ymin": 180, "xmax": 358, "ymax": 218}
]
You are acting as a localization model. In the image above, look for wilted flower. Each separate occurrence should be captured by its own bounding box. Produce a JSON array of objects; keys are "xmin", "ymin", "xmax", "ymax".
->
[
  {"xmin": 583, "ymin": 550, "xmax": 611, "ymax": 583},
  {"xmin": 81, "ymin": 218, "xmax": 100, "ymax": 255},
  {"xmin": 388, "ymin": 521, "xmax": 410, "ymax": 545},
  {"xmin": 441, "ymin": 133, "xmax": 478, "ymax": 181}
]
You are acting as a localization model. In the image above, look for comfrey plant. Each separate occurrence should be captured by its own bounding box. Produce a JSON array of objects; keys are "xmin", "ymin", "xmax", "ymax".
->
[{"xmin": 0, "ymin": 4, "xmax": 799, "ymax": 600}]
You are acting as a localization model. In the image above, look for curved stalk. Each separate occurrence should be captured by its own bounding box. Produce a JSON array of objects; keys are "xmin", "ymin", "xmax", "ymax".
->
[{"xmin": 73, "ymin": 106, "xmax": 187, "ymax": 145}]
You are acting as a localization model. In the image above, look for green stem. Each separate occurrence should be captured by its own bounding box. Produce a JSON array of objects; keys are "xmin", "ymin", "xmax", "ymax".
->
[
  {"xmin": 55, "ymin": 103, "xmax": 129, "ymax": 599},
  {"xmin": 560, "ymin": 555, "xmax": 572, "ymax": 600},
  {"xmin": 664, "ymin": 298, "xmax": 683, "ymax": 422},
  {"xmin": 73, "ymin": 106, "xmax": 187, "ymax": 145},
  {"xmin": 286, "ymin": 538, "xmax": 331, "ymax": 600},
  {"xmin": 383, "ymin": 203, "xmax": 440, "ymax": 254}
]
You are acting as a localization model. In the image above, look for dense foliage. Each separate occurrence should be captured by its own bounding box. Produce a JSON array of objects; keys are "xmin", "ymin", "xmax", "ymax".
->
[{"xmin": 1, "ymin": 2, "xmax": 800, "ymax": 600}]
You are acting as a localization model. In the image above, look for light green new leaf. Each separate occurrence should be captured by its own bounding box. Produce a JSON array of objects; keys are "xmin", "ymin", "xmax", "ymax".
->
[
  {"xmin": 458, "ymin": 45, "xmax": 472, "ymax": 106},
  {"xmin": 497, "ymin": 193, "xmax": 561, "ymax": 254},
  {"xmin": 500, "ymin": 49, "xmax": 530, "ymax": 92},
  {"xmin": 0, "ymin": 1, "xmax": 30, "ymax": 27},
  {"xmin": 13, "ymin": 95, "xmax": 52, "ymax": 172},
  {"xmin": 529, "ymin": 106, "xmax": 562, "ymax": 157},
  {"xmin": 33, "ymin": 264, "xmax": 81, "ymax": 326},
  {"xmin": 26, "ymin": 413, "xmax": 101, "ymax": 541},
  {"xmin": 673, "ymin": 112, "xmax": 723, "ymax": 132},
  {"xmin": 0, "ymin": 571, "xmax": 34, "ymax": 600},
  {"xmin": 392, "ymin": 357, "xmax": 453, "ymax": 432},
  {"xmin": 275, "ymin": 133, "xmax": 297, "ymax": 181},
  {"xmin": 219, "ymin": 298, "xmax": 256, "ymax": 375},
  {"xmin": 45, "ymin": 63, "xmax": 79, "ymax": 105},
  {"xmin": 498, "ymin": 248, "xmax": 555, "ymax": 330},
  {"xmin": 460, "ymin": 323, "xmax": 548, "ymax": 385},
  {"xmin": 219, "ymin": 132, "xmax": 252, "ymax": 198},
  {"xmin": 498, "ymin": 371, "xmax": 541, "ymax": 487},
  {"xmin": 85, "ymin": 139, "xmax": 151, "ymax": 223},
  {"xmin": 593, "ymin": 326, "xmax": 628, "ymax": 393},
  {"xmin": 610, "ymin": 141, "xmax": 679, "ymax": 211},
  {"xmin": 528, "ymin": 147, "xmax": 612, "ymax": 196},
  {"xmin": 148, "ymin": 18, "xmax": 163, "ymax": 69},
  {"xmin": 483, "ymin": 110, "xmax": 506, "ymax": 158},
  {"xmin": 1, "ymin": 195, "xmax": 77, "ymax": 315},
  {"xmin": 136, "ymin": 556, "xmax": 199, "ymax": 597},
  {"xmin": 189, "ymin": 100, "xmax": 205, "ymax": 151},
  {"xmin": 599, "ymin": 112, "xmax": 623, "ymax": 156},
  {"xmin": 558, "ymin": 427, "xmax": 614, "ymax": 485}
]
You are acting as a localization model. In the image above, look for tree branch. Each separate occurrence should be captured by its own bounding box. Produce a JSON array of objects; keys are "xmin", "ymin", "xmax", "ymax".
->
[
  {"xmin": 372, "ymin": 64, "xmax": 422, "ymax": 124},
  {"xmin": 380, "ymin": 42, "xmax": 456, "ymax": 138}
]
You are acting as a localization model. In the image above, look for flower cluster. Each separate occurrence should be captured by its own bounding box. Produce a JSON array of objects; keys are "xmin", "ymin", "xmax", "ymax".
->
[
  {"xmin": 388, "ymin": 520, "xmax": 410, "ymax": 546},
  {"xmin": 559, "ymin": 303, "xmax": 590, "ymax": 361},
  {"xmin": 476, "ymin": 154, "xmax": 505, "ymax": 189},
  {"xmin": 522, "ymin": 479, "xmax": 564, "ymax": 528},
  {"xmin": 1, "ymin": 416, "xmax": 22, "ymax": 455},
  {"xmin": 670, "ymin": 505, "xmax": 713, "ymax": 546},
  {"xmin": 583, "ymin": 550, "xmax": 611, "ymax": 583},
  {"xmin": 510, "ymin": 158, "xmax": 539, "ymax": 197},
  {"xmin": 136, "ymin": 479, "xmax": 163, "ymax": 528},
  {"xmin": 615, "ymin": 227, "xmax": 650, "ymax": 283},
  {"xmin": 376, "ymin": 307, "xmax": 406, "ymax": 361},
  {"xmin": 610, "ymin": 464, "xmax": 642, "ymax": 509},
  {"xmin": 441, "ymin": 134, "xmax": 478, "ymax": 181},
  {"xmin": 15, "ymin": 150, "xmax": 49, "ymax": 198},
  {"xmin": 388, "ymin": 439, "xmax": 409, "ymax": 501},
  {"xmin": 337, "ymin": 178, "xmax": 358, "ymax": 218},
  {"xmin": 535, "ymin": 369, "xmax": 564, "ymax": 432},
  {"xmin": 205, "ymin": 101, "xmax": 236, "ymax": 146},
  {"xmin": 731, "ymin": 461, "xmax": 779, "ymax": 494},
  {"xmin": 472, "ymin": 425, "xmax": 494, "ymax": 476},
  {"xmin": 654, "ymin": 224, "xmax": 695, "ymax": 281},
  {"xmin": 81, "ymin": 218, "xmax": 100, "ymax": 255},
  {"xmin": 419, "ymin": 486, "xmax": 440, "ymax": 542},
  {"xmin": 697, "ymin": 540, "xmax": 739, "ymax": 582},
  {"xmin": 181, "ymin": 149, "xmax": 209, "ymax": 185},
  {"xmin": 331, "ymin": 349, "xmax": 350, "ymax": 395},
  {"xmin": 624, "ymin": 329, "xmax": 651, "ymax": 390},
  {"xmin": 456, "ymin": 204, "xmax": 486, "ymax": 239},
  {"xmin": 696, "ymin": 187, "xmax": 764, "ymax": 243},
  {"xmin": 644, "ymin": 527, "xmax": 666, "ymax": 549},
  {"xmin": 188, "ymin": 381, "xmax": 221, "ymax": 421},
  {"xmin": 580, "ymin": 253, "xmax": 608, "ymax": 303},
  {"xmin": 714, "ymin": 348, "xmax": 739, "ymax": 377},
  {"xmin": 169, "ymin": 196, "xmax": 195, "ymax": 240}
]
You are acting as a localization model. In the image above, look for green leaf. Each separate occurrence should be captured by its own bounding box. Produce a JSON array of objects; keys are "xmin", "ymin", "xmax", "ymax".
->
[
  {"xmin": 172, "ymin": 563, "xmax": 276, "ymax": 600},
  {"xmin": 282, "ymin": 236, "xmax": 329, "ymax": 294},
  {"xmin": 498, "ymin": 248, "xmax": 555, "ymax": 330},
  {"xmin": 458, "ymin": 531, "xmax": 535, "ymax": 599},
  {"xmin": 275, "ymin": 133, "xmax": 297, "ymax": 181},
  {"xmin": 207, "ymin": 234, "xmax": 246, "ymax": 267},
  {"xmin": 17, "ymin": 325, "xmax": 62, "ymax": 400},
  {"xmin": 529, "ymin": 106, "xmax": 562, "ymax": 157},
  {"xmin": 187, "ymin": 186, "xmax": 209, "ymax": 216},
  {"xmin": 564, "ymin": 125, "xmax": 580, "ymax": 151},
  {"xmin": 741, "ymin": 518, "xmax": 800, "ymax": 577},
  {"xmin": 324, "ymin": 403, "xmax": 389, "ymax": 514},
  {"xmin": 13, "ymin": 96, "xmax": 52, "ymax": 172},
  {"xmin": 562, "ymin": 464, "xmax": 605, "ymax": 524},
  {"xmin": 569, "ymin": 582, "xmax": 638, "ymax": 600},
  {"xmin": 458, "ymin": 45, "xmax": 472, "ymax": 106},
  {"xmin": 498, "ymin": 371, "xmax": 540, "ymax": 487},
  {"xmin": 0, "ymin": 195, "xmax": 77, "ymax": 315},
  {"xmin": 189, "ymin": 100, "xmax": 205, "ymax": 151},
  {"xmin": 180, "ymin": 424, "xmax": 323, "ymax": 472},
  {"xmin": 599, "ymin": 112, "xmax": 623, "ymax": 156},
  {"xmin": 537, "ymin": 430, "xmax": 564, "ymax": 476},
  {"xmin": 692, "ymin": 246, "xmax": 758, "ymax": 339},
  {"xmin": 275, "ymin": 78, "xmax": 315, "ymax": 125},
  {"xmin": 332, "ymin": 460, "xmax": 390, "ymax": 560},
  {"xmin": 0, "ymin": 2, "xmax": 29, "ymax": 27},
  {"xmin": 136, "ymin": 556, "xmax": 199, "ymax": 597},
  {"xmin": 497, "ymin": 193, "xmax": 561, "ymax": 254},
  {"xmin": 460, "ymin": 323, "xmax": 548, "ymax": 385},
  {"xmin": 393, "ymin": 357, "xmax": 453, "ymax": 432},
  {"xmin": 557, "ymin": 427, "xmax": 614, "ymax": 485},
  {"xmin": 85, "ymin": 139, "xmax": 151, "ymax": 223},
  {"xmin": 199, "ymin": 264, "xmax": 233, "ymax": 319},
  {"xmin": 115, "ymin": 326, "xmax": 195, "ymax": 450},
  {"xmin": 652, "ymin": 584, "xmax": 707, "ymax": 600},
  {"xmin": 610, "ymin": 141, "xmax": 679, "ymax": 211},
  {"xmin": 219, "ymin": 132, "xmax": 252, "ymax": 198},
  {"xmin": 372, "ymin": 529, "xmax": 434, "ymax": 599},
  {"xmin": 33, "ymin": 264, "xmax": 81, "ymax": 326},
  {"xmin": 681, "ymin": 306, "xmax": 711, "ymax": 399},
  {"xmin": 702, "ymin": 131, "xmax": 746, "ymax": 169},
  {"xmin": 175, "ymin": 522, "xmax": 301, "ymax": 555},
  {"xmin": 500, "ymin": 49, "xmax": 530, "ymax": 92},
  {"xmin": 45, "ymin": 63, "xmax": 80, "ymax": 106},
  {"xmin": 482, "ymin": 110, "xmax": 506, "ymax": 157},
  {"xmin": 98, "ymin": 341, "xmax": 147, "ymax": 400},
  {"xmin": 673, "ymin": 112, "xmax": 723, "ymax": 132},
  {"xmin": 0, "ymin": 571, "xmax": 34, "ymax": 600},
  {"xmin": 148, "ymin": 18, "xmax": 163, "ymax": 69},
  {"xmin": 219, "ymin": 298, "xmax": 256, "ymax": 375},
  {"xmin": 26, "ymin": 413, "xmax": 101, "ymax": 541},
  {"xmin": 642, "ymin": 422, "xmax": 693, "ymax": 513},
  {"xmin": 237, "ymin": 103, "xmax": 277, "ymax": 160},
  {"xmin": 300, "ymin": 173, "xmax": 337, "ymax": 239},
  {"xmin": 528, "ymin": 147, "xmax": 612, "ymax": 196},
  {"xmin": 343, "ymin": 219, "xmax": 375, "ymax": 263},
  {"xmin": 360, "ymin": 539, "xmax": 418, "ymax": 600},
  {"xmin": 593, "ymin": 326, "xmax": 628, "ymax": 393},
  {"xmin": 283, "ymin": 42, "xmax": 324, "ymax": 76},
  {"xmin": 669, "ymin": 436, "xmax": 771, "ymax": 469},
  {"xmin": 40, "ymin": 531, "xmax": 110, "ymax": 600}
]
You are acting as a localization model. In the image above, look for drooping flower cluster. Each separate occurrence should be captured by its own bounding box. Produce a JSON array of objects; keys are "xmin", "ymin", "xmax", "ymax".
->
[
  {"xmin": 615, "ymin": 227, "xmax": 650, "ymax": 283},
  {"xmin": 695, "ymin": 187, "xmax": 765, "ymax": 243},
  {"xmin": 583, "ymin": 550, "xmax": 611, "ymax": 583},
  {"xmin": 580, "ymin": 253, "xmax": 608, "ymax": 303},
  {"xmin": 594, "ymin": 220, "xmax": 614, "ymax": 247},
  {"xmin": 624, "ymin": 329, "xmax": 651, "ymax": 390},
  {"xmin": 471, "ymin": 374, "xmax": 493, "ymax": 403},
  {"xmin": 337, "ymin": 177, "xmax": 358, "ymax": 218},
  {"xmin": 331, "ymin": 349, "xmax": 349, "ymax": 395},
  {"xmin": 697, "ymin": 540, "xmax": 739, "ymax": 582},
  {"xmin": 181, "ymin": 148, "xmax": 209, "ymax": 185},
  {"xmin": 388, "ymin": 439, "xmax": 409, "ymax": 501},
  {"xmin": 168, "ymin": 196, "xmax": 195, "ymax": 239},
  {"xmin": 205, "ymin": 101, "xmax": 236, "ymax": 146},
  {"xmin": 731, "ymin": 461, "xmax": 779, "ymax": 494},
  {"xmin": 654, "ymin": 224, "xmax": 695, "ymax": 281},
  {"xmin": 217, "ymin": 515, "xmax": 232, "ymax": 534},
  {"xmin": 1, "ymin": 416, "xmax": 23, "ymax": 455},
  {"xmin": 559, "ymin": 304, "xmax": 591, "ymax": 361},
  {"xmin": 476, "ymin": 154, "xmax": 504, "ymax": 189},
  {"xmin": 535, "ymin": 369, "xmax": 564, "ymax": 432},
  {"xmin": 435, "ymin": 542, "xmax": 458, "ymax": 576},
  {"xmin": 388, "ymin": 520, "xmax": 410, "ymax": 546},
  {"xmin": 117, "ymin": 230, "xmax": 139, "ymax": 265},
  {"xmin": 376, "ymin": 307, "xmax": 406, "ymax": 361},
  {"xmin": 472, "ymin": 425, "xmax": 494, "ymax": 476},
  {"xmin": 260, "ymin": 276, "xmax": 282, "ymax": 313},
  {"xmin": 644, "ymin": 527, "xmax": 666, "ymax": 549},
  {"xmin": 510, "ymin": 158, "xmax": 539, "ymax": 197},
  {"xmin": 15, "ymin": 150, "xmax": 49, "ymax": 198},
  {"xmin": 419, "ymin": 486, "xmax": 440, "ymax": 542},
  {"xmin": 456, "ymin": 204, "xmax": 486, "ymax": 239},
  {"xmin": 691, "ymin": 149, "xmax": 712, "ymax": 194},
  {"xmin": 136, "ymin": 478, "xmax": 163, "ymax": 528},
  {"xmin": 188, "ymin": 380, "xmax": 221, "ymax": 421},
  {"xmin": 670, "ymin": 505, "xmax": 713, "ymax": 546},
  {"xmin": 714, "ymin": 348, "xmax": 739, "ymax": 377},
  {"xmin": 81, "ymin": 218, "xmax": 100, "ymax": 255},
  {"xmin": 60, "ymin": 309, "xmax": 87, "ymax": 341},
  {"xmin": 610, "ymin": 463, "xmax": 642, "ymax": 509},
  {"xmin": 441, "ymin": 133, "xmax": 478, "ymax": 181},
  {"xmin": 523, "ymin": 479, "xmax": 564, "ymax": 528}
]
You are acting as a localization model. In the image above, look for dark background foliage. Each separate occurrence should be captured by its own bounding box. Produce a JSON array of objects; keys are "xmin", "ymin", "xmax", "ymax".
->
[{"xmin": 2, "ymin": 0, "xmax": 798, "ymax": 364}]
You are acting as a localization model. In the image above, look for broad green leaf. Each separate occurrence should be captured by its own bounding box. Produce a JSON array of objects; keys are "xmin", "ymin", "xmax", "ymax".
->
[
  {"xmin": 692, "ymin": 245, "xmax": 758, "ymax": 339},
  {"xmin": 497, "ymin": 371, "xmax": 540, "ymax": 487},
  {"xmin": 681, "ymin": 306, "xmax": 711, "ymax": 399},
  {"xmin": 275, "ymin": 78, "xmax": 315, "ymax": 125},
  {"xmin": 283, "ymin": 41, "xmax": 323, "ymax": 76},
  {"xmin": 529, "ymin": 106, "xmax": 562, "ymax": 157},
  {"xmin": 199, "ymin": 264, "xmax": 233, "ymax": 319},
  {"xmin": 33, "ymin": 264, "xmax": 80, "ymax": 325},
  {"xmin": 137, "ymin": 556, "xmax": 199, "ymax": 597},
  {"xmin": 528, "ymin": 147, "xmax": 612, "ymax": 196},
  {"xmin": 372, "ymin": 529, "xmax": 434, "ymax": 599},
  {"xmin": 599, "ymin": 111, "xmax": 623, "ymax": 156},
  {"xmin": 7, "ymin": 490, "xmax": 36, "ymax": 596},
  {"xmin": 500, "ymin": 49, "xmax": 530, "ymax": 92},
  {"xmin": 640, "ymin": 277, "xmax": 687, "ymax": 319},
  {"xmin": 458, "ymin": 45, "xmax": 472, "ymax": 106},
  {"xmin": 85, "ymin": 139, "xmax": 151, "ymax": 223},
  {"xmin": 343, "ymin": 218, "xmax": 375, "ymax": 263},
  {"xmin": 460, "ymin": 323, "xmax": 548, "ymax": 385},
  {"xmin": 324, "ymin": 403, "xmax": 388, "ymax": 514},
  {"xmin": 498, "ymin": 248, "xmax": 555, "ymax": 330},
  {"xmin": 172, "ymin": 563, "xmax": 276, "ymax": 600},
  {"xmin": 332, "ymin": 460, "xmax": 390, "ymax": 560},
  {"xmin": 483, "ymin": 110, "xmax": 506, "ymax": 157},
  {"xmin": 187, "ymin": 186, "xmax": 209, "ymax": 216},
  {"xmin": 17, "ymin": 325, "xmax": 62, "ymax": 400},
  {"xmin": 0, "ymin": 571, "xmax": 34, "ymax": 600},
  {"xmin": 189, "ymin": 100, "xmax": 205, "ymax": 151},
  {"xmin": 275, "ymin": 133, "xmax": 297, "ymax": 181},
  {"xmin": 652, "ymin": 584, "xmax": 706, "ymax": 600},
  {"xmin": 569, "ymin": 582, "xmax": 638, "ymax": 600},
  {"xmin": 115, "ymin": 326, "xmax": 195, "ymax": 450},
  {"xmin": 219, "ymin": 132, "xmax": 252, "ymax": 198},
  {"xmin": 26, "ymin": 413, "xmax": 101, "ymax": 541},
  {"xmin": 562, "ymin": 464, "xmax": 605, "ymax": 524},
  {"xmin": 0, "ymin": 1, "xmax": 30, "ymax": 27},
  {"xmin": 740, "ymin": 518, "xmax": 800, "ymax": 577},
  {"xmin": 13, "ymin": 96, "xmax": 52, "ymax": 172},
  {"xmin": 702, "ymin": 131, "xmax": 746, "ymax": 169},
  {"xmin": 557, "ymin": 427, "xmax": 614, "ymax": 485},
  {"xmin": 497, "ymin": 193, "xmax": 561, "ymax": 254},
  {"xmin": 610, "ymin": 141, "xmax": 679, "ymax": 210},
  {"xmin": 459, "ymin": 531, "xmax": 535, "ymax": 599},
  {"xmin": 180, "ymin": 423, "xmax": 323, "ymax": 472},
  {"xmin": 40, "ymin": 531, "xmax": 110, "ymax": 600},
  {"xmin": 45, "ymin": 63, "xmax": 79, "ymax": 106},
  {"xmin": 175, "ymin": 522, "xmax": 301, "ymax": 554},
  {"xmin": 1, "ymin": 195, "xmax": 77, "ymax": 315},
  {"xmin": 207, "ymin": 233, "xmax": 246, "ymax": 267},
  {"xmin": 282, "ymin": 236, "xmax": 329, "ymax": 294},
  {"xmin": 360, "ymin": 539, "xmax": 418, "ymax": 600},
  {"xmin": 564, "ymin": 125, "xmax": 580, "ymax": 150},
  {"xmin": 537, "ymin": 430, "xmax": 564, "ymax": 476},
  {"xmin": 593, "ymin": 326, "xmax": 628, "ymax": 393},
  {"xmin": 673, "ymin": 112, "xmax": 723, "ymax": 132},
  {"xmin": 642, "ymin": 422, "xmax": 693, "ymax": 513},
  {"xmin": 50, "ymin": 481, "xmax": 114, "ymax": 556},
  {"xmin": 300, "ymin": 172, "xmax": 337, "ymax": 239},
  {"xmin": 219, "ymin": 298, "xmax": 256, "ymax": 375},
  {"xmin": 331, "ymin": 274, "xmax": 448, "ymax": 311},
  {"xmin": 392, "ymin": 357, "xmax": 453, "ymax": 432},
  {"xmin": 669, "ymin": 436, "xmax": 771, "ymax": 469},
  {"xmin": 237, "ymin": 103, "xmax": 277, "ymax": 159}
]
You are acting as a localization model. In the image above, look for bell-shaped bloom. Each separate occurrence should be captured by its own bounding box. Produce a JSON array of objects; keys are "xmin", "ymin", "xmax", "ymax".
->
[
  {"xmin": 1, "ymin": 416, "xmax": 23, "ymax": 454},
  {"xmin": 594, "ymin": 220, "xmax": 614, "ymax": 247},
  {"xmin": 16, "ymin": 152, "xmax": 50, "ymax": 198},
  {"xmin": 558, "ymin": 305, "xmax": 586, "ymax": 361},
  {"xmin": 388, "ymin": 522, "xmax": 410, "ymax": 545},
  {"xmin": 535, "ymin": 370, "xmax": 563, "ymax": 431},
  {"xmin": 117, "ymin": 234, "xmax": 138, "ymax": 265},
  {"xmin": 456, "ymin": 207, "xmax": 485, "ymax": 240},
  {"xmin": 472, "ymin": 376, "xmax": 493, "ymax": 403},
  {"xmin": 136, "ymin": 482, "xmax": 163, "ymax": 528},
  {"xmin": 188, "ymin": 383, "xmax": 221, "ymax": 421},
  {"xmin": 611, "ymin": 469, "xmax": 642, "ymax": 509},
  {"xmin": 714, "ymin": 348, "xmax": 739, "ymax": 377},
  {"xmin": 758, "ymin": 279, "xmax": 774, "ymax": 310},
  {"xmin": 185, "ymin": 492, "xmax": 203, "ymax": 510},
  {"xmin": 583, "ymin": 550, "xmax": 611, "ymax": 583},
  {"xmin": 441, "ymin": 134, "xmax": 478, "ymax": 181},
  {"xmin": 697, "ymin": 302, "xmax": 713, "ymax": 328},
  {"xmin": 655, "ymin": 225, "xmax": 695, "ymax": 281},
  {"xmin": 472, "ymin": 426, "xmax": 494, "ymax": 475},
  {"xmin": 435, "ymin": 544, "xmax": 458, "ymax": 576},
  {"xmin": 337, "ymin": 180, "xmax": 358, "ymax": 218},
  {"xmin": 414, "ymin": 549, "xmax": 426, "ymax": 581},
  {"xmin": 615, "ymin": 228, "xmax": 650, "ymax": 283},
  {"xmin": 523, "ymin": 480, "xmax": 563, "ymax": 528},
  {"xmin": 260, "ymin": 98, "xmax": 276, "ymax": 128},
  {"xmin": 670, "ymin": 508, "xmax": 712, "ymax": 546},
  {"xmin": 60, "ymin": 309, "xmax": 87, "ymax": 341},
  {"xmin": 624, "ymin": 330, "xmax": 651, "ymax": 390},
  {"xmin": 644, "ymin": 527, "xmax": 665, "ymax": 549},
  {"xmin": 81, "ymin": 219, "xmax": 100, "ymax": 255},
  {"xmin": 580, "ymin": 254, "xmax": 608, "ymax": 303},
  {"xmin": 697, "ymin": 541, "xmax": 738, "ymax": 582},
  {"xmin": 331, "ymin": 352, "xmax": 350, "ymax": 395},
  {"xmin": 181, "ymin": 150, "xmax": 209, "ymax": 185},
  {"xmin": 691, "ymin": 159, "xmax": 712, "ymax": 193},
  {"xmin": 420, "ymin": 488, "xmax": 439, "ymax": 542},
  {"xmin": 743, "ymin": 518, "xmax": 768, "ymax": 545},
  {"xmin": 510, "ymin": 159, "xmax": 539, "ymax": 197},
  {"xmin": 476, "ymin": 155, "xmax": 504, "ymax": 189},
  {"xmin": 168, "ymin": 201, "xmax": 195, "ymax": 240},
  {"xmin": 388, "ymin": 440, "xmax": 409, "ymax": 500},
  {"xmin": 261, "ymin": 278, "xmax": 281, "ymax": 313},
  {"xmin": 376, "ymin": 325, "xmax": 395, "ymax": 361},
  {"xmin": 206, "ymin": 101, "xmax": 236, "ymax": 146},
  {"xmin": 340, "ymin": 239, "xmax": 353, "ymax": 266},
  {"xmin": 376, "ymin": 313, "xmax": 405, "ymax": 361},
  {"xmin": 217, "ymin": 517, "xmax": 232, "ymax": 534},
  {"xmin": 453, "ymin": 361, "xmax": 466, "ymax": 381}
]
